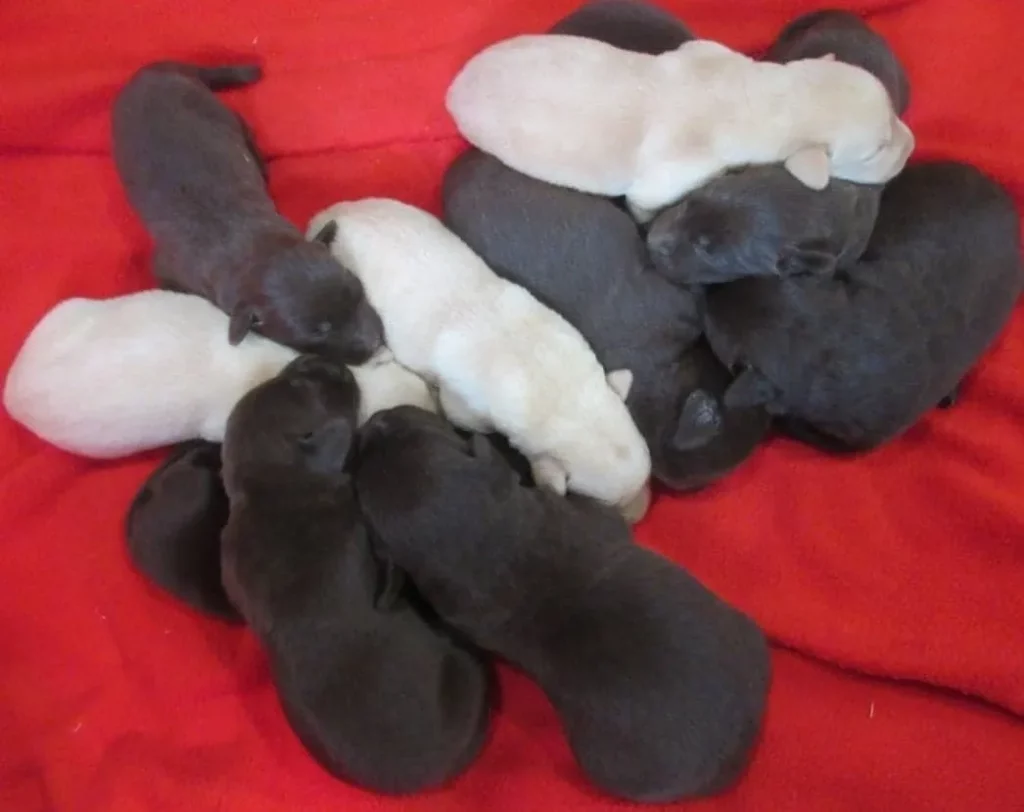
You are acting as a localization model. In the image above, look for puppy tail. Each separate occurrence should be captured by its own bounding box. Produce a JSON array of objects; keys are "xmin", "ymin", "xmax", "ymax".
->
[{"xmin": 142, "ymin": 61, "xmax": 263, "ymax": 90}]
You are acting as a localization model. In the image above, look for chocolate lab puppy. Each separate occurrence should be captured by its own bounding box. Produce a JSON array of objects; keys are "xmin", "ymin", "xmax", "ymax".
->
[
  {"xmin": 112, "ymin": 61, "xmax": 384, "ymax": 364},
  {"xmin": 550, "ymin": 0, "xmax": 693, "ymax": 54},
  {"xmin": 647, "ymin": 10, "xmax": 910, "ymax": 283},
  {"xmin": 355, "ymin": 406, "xmax": 771, "ymax": 803},
  {"xmin": 442, "ymin": 149, "xmax": 770, "ymax": 490},
  {"xmin": 220, "ymin": 356, "xmax": 492, "ymax": 793},
  {"xmin": 706, "ymin": 162, "xmax": 1022, "ymax": 450},
  {"xmin": 125, "ymin": 440, "xmax": 240, "ymax": 622}
]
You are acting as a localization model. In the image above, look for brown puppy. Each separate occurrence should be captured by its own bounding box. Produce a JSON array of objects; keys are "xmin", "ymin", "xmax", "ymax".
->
[
  {"xmin": 355, "ymin": 406, "xmax": 771, "ymax": 804},
  {"xmin": 112, "ymin": 62, "xmax": 384, "ymax": 364},
  {"xmin": 125, "ymin": 440, "xmax": 240, "ymax": 622},
  {"xmin": 706, "ymin": 162, "xmax": 1022, "ymax": 450},
  {"xmin": 647, "ymin": 10, "xmax": 909, "ymax": 284},
  {"xmin": 220, "ymin": 356, "xmax": 491, "ymax": 794}
]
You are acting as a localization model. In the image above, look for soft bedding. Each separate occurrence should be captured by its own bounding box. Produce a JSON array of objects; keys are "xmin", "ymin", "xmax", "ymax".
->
[{"xmin": 1, "ymin": 0, "xmax": 1023, "ymax": 809}]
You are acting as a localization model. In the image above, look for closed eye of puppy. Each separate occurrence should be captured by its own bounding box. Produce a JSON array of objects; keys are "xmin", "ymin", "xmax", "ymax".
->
[
  {"xmin": 446, "ymin": 34, "xmax": 913, "ymax": 219},
  {"xmin": 647, "ymin": 12, "xmax": 910, "ymax": 284},
  {"xmin": 220, "ymin": 356, "xmax": 492, "ymax": 794},
  {"xmin": 549, "ymin": 0, "xmax": 694, "ymax": 55},
  {"xmin": 354, "ymin": 406, "xmax": 771, "ymax": 804},
  {"xmin": 307, "ymin": 198, "xmax": 652, "ymax": 522},
  {"xmin": 703, "ymin": 162, "xmax": 1022, "ymax": 450},
  {"xmin": 2, "ymin": 289, "xmax": 436, "ymax": 459},
  {"xmin": 112, "ymin": 60, "xmax": 384, "ymax": 364},
  {"xmin": 125, "ymin": 440, "xmax": 240, "ymax": 622},
  {"xmin": 442, "ymin": 149, "xmax": 769, "ymax": 491}
]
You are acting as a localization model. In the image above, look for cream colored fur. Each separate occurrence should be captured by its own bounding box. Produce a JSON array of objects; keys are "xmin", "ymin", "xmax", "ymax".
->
[
  {"xmin": 446, "ymin": 35, "xmax": 915, "ymax": 219},
  {"xmin": 3, "ymin": 290, "xmax": 435, "ymax": 459},
  {"xmin": 307, "ymin": 199, "xmax": 652, "ymax": 521}
]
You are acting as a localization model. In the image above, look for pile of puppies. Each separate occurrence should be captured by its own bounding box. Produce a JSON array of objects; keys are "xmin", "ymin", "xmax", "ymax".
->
[{"xmin": 4, "ymin": 0, "xmax": 1022, "ymax": 803}]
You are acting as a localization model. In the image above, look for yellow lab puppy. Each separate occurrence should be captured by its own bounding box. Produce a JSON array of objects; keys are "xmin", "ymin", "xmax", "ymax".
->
[
  {"xmin": 308, "ymin": 199, "xmax": 652, "ymax": 523},
  {"xmin": 447, "ymin": 35, "xmax": 914, "ymax": 220},
  {"xmin": 4, "ymin": 290, "xmax": 435, "ymax": 459}
]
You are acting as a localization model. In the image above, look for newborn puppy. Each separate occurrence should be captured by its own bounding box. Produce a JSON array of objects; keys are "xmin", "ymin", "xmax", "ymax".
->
[
  {"xmin": 3, "ymin": 290, "xmax": 436, "ymax": 459},
  {"xmin": 307, "ymin": 199, "xmax": 651, "ymax": 522},
  {"xmin": 648, "ymin": 11, "xmax": 910, "ymax": 284},
  {"xmin": 355, "ymin": 406, "xmax": 771, "ymax": 803},
  {"xmin": 705, "ymin": 162, "xmax": 1022, "ymax": 450},
  {"xmin": 125, "ymin": 440, "xmax": 240, "ymax": 622},
  {"xmin": 220, "ymin": 357, "xmax": 491, "ymax": 793},
  {"xmin": 442, "ymin": 149, "xmax": 769, "ymax": 490},
  {"xmin": 549, "ymin": 0, "xmax": 693, "ymax": 54},
  {"xmin": 446, "ymin": 35, "xmax": 914, "ymax": 220},
  {"xmin": 112, "ymin": 61, "xmax": 384, "ymax": 363}
]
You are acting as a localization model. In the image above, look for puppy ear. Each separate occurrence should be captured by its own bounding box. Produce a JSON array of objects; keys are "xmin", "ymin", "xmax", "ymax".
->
[
  {"xmin": 784, "ymin": 146, "xmax": 831, "ymax": 190},
  {"xmin": 531, "ymin": 455, "xmax": 568, "ymax": 496},
  {"xmin": 776, "ymin": 239, "xmax": 838, "ymax": 277},
  {"xmin": 228, "ymin": 304, "xmax": 259, "ymax": 345},
  {"xmin": 311, "ymin": 220, "xmax": 338, "ymax": 246},
  {"xmin": 299, "ymin": 417, "xmax": 355, "ymax": 470},
  {"xmin": 373, "ymin": 558, "xmax": 407, "ymax": 611},
  {"xmin": 671, "ymin": 389, "xmax": 723, "ymax": 450},
  {"xmin": 724, "ymin": 367, "xmax": 780, "ymax": 411},
  {"xmin": 606, "ymin": 369, "xmax": 634, "ymax": 401}
]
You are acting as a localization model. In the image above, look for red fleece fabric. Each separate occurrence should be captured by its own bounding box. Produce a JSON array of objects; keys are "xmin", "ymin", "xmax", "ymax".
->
[{"xmin": 2, "ymin": 0, "xmax": 1023, "ymax": 809}]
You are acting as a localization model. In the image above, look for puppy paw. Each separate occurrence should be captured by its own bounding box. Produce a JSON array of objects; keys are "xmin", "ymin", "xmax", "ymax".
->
[{"xmin": 531, "ymin": 455, "xmax": 568, "ymax": 496}]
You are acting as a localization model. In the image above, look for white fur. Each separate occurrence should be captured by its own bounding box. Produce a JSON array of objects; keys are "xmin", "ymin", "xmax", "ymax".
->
[
  {"xmin": 3, "ymin": 290, "xmax": 436, "ymax": 459},
  {"xmin": 446, "ymin": 35, "xmax": 915, "ymax": 217},
  {"xmin": 307, "ymin": 199, "xmax": 652, "ymax": 520}
]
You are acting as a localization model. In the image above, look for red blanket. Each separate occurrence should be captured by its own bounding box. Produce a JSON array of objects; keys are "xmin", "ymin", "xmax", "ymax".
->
[{"xmin": 2, "ymin": 1, "xmax": 1023, "ymax": 809}]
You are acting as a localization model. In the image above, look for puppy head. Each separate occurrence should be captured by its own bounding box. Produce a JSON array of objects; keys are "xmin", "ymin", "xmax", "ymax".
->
[
  {"xmin": 222, "ymin": 354, "xmax": 361, "ymax": 493},
  {"xmin": 647, "ymin": 166, "xmax": 850, "ymax": 284},
  {"xmin": 531, "ymin": 369, "xmax": 652, "ymax": 523},
  {"xmin": 651, "ymin": 348, "xmax": 772, "ymax": 491},
  {"xmin": 356, "ymin": 406, "xmax": 521, "ymax": 524},
  {"xmin": 229, "ymin": 229, "xmax": 385, "ymax": 365},
  {"xmin": 791, "ymin": 60, "xmax": 914, "ymax": 187}
]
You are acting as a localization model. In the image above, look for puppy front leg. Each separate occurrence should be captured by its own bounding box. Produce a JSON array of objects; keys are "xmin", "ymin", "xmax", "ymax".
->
[
  {"xmin": 625, "ymin": 160, "xmax": 721, "ymax": 223},
  {"xmin": 438, "ymin": 386, "xmax": 493, "ymax": 433}
]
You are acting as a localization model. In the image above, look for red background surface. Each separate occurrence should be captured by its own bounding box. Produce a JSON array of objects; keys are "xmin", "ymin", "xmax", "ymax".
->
[{"xmin": 2, "ymin": 1, "xmax": 1023, "ymax": 809}]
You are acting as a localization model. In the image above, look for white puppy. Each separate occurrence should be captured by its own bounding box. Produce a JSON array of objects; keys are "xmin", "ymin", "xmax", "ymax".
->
[
  {"xmin": 3, "ymin": 289, "xmax": 436, "ymax": 459},
  {"xmin": 307, "ymin": 199, "xmax": 652, "ymax": 522},
  {"xmin": 446, "ymin": 35, "xmax": 915, "ymax": 219}
]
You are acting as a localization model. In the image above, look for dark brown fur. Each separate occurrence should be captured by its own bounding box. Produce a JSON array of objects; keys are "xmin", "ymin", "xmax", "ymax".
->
[
  {"xmin": 112, "ymin": 61, "xmax": 384, "ymax": 363},
  {"xmin": 705, "ymin": 162, "xmax": 1022, "ymax": 450},
  {"xmin": 125, "ymin": 440, "xmax": 240, "ymax": 622},
  {"xmin": 354, "ymin": 406, "xmax": 771, "ymax": 803},
  {"xmin": 220, "ymin": 357, "xmax": 492, "ymax": 793},
  {"xmin": 550, "ymin": 0, "xmax": 694, "ymax": 54}
]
